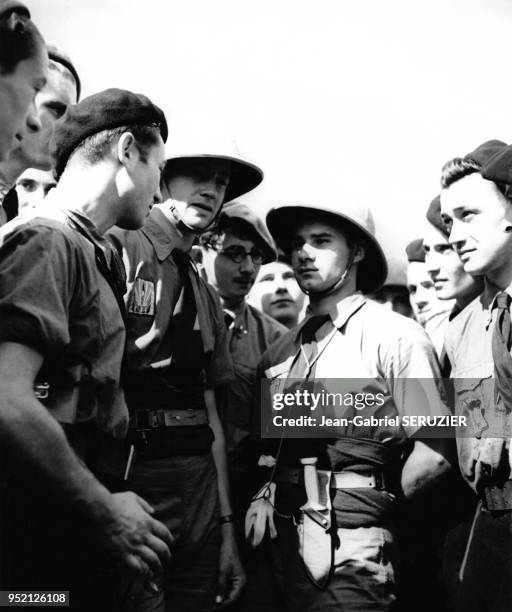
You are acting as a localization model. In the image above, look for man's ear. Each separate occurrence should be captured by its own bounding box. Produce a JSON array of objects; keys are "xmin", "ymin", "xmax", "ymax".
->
[
  {"xmin": 116, "ymin": 132, "xmax": 138, "ymax": 167},
  {"xmin": 353, "ymin": 243, "xmax": 366, "ymax": 263}
]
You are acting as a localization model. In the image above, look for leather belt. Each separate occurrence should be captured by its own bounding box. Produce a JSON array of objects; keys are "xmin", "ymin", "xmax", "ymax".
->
[
  {"xmin": 482, "ymin": 480, "xmax": 512, "ymax": 511},
  {"xmin": 275, "ymin": 466, "xmax": 387, "ymax": 490},
  {"xmin": 129, "ymin": 408, "xmax": 208, "ymax": 429}
]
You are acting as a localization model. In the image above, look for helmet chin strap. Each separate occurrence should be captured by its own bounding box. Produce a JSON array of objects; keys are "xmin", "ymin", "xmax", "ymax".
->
[
  {"xmin": 169, "ymin": 200, "xmax": 224, "ymax": 236},
  {"xmin": 303, "ymin": 245, "xmax": 357, "ymax": 299}
]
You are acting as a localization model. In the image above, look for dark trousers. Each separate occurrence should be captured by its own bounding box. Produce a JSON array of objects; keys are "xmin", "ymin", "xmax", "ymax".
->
[
  {"xmin": 457, "ymin": 506, "xmax": 512, "ymax": 612},
  {"xmin": 120, "ymin": 454, "xmax": 221, "ymax": 612},
  {"xmin": 0, "ymin": 465, "xmax": 121, "ymax": 612}
]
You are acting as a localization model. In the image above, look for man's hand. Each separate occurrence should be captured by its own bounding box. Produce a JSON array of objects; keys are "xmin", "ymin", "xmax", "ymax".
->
[
  {"xmin": 245, "ymin": 482, "xmax": 277, "ymax": 547},
  {"xmin": 100, "ymin": 491, "xmax": 173, "ymax": 581},
  {"xmin": 215, "ymin": 523, "xmax": 246, "ymax": 608}
]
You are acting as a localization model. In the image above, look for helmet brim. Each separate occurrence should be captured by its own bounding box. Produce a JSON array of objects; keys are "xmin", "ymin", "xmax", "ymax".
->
[
  {"xmin": 164, "ymin": 154, "xmax": 263, "ymax": 202},
  {"xmin": 266, "ymin": 205, "xmax": 388, "ymax": 294}
]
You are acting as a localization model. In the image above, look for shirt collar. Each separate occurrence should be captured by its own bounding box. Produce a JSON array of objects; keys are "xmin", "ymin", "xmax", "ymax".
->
[
  {"xmin": 483, "ymin": 278, "xmax": 512, "ymax": 329},
  {"xmin": 141, "ymin": 206, "xmax": 177, "ymax": 262},
  {"xmin": 64, "ymin": 208, "xmax": 104, "ymax": 245},
  {"xmin": 294, "ymin": 292, "xmax": 366, "ymax": 342}
]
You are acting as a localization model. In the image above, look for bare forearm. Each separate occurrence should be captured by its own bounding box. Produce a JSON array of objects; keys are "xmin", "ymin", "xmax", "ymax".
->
[
  {"xmin": 401, "ymin": 438, "xmax": 452, "ymax": 499},
  {"xmin": 205, "ymin": 389, "xmax": 232, "ymax": 516}
]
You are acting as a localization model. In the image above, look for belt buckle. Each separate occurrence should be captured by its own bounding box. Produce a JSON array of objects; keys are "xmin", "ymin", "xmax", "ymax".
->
[
  {"xmin": 374, "ymin": 471, "xmax": 384, "ymax": 490},
  {"xmin": 150, "ymin": 410, "xmax": 165, "ymax": 428},
  {"xmin": 34, "ymin": 382, "xmax": 50, "ymax": 399},
  {"xmin": 164, "ymin": 410, "xmax": 181, "ymax": 426}
]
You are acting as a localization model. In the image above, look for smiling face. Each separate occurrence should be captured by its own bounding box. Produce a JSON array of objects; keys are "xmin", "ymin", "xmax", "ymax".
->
[
  {"xmin": 423, "ymin": 222, "xmax": 479, "ymax": 301},
  {"xmin": 440, "ymin": 173, "xmax": 512, "ymax": 281},
  {"xmin": 163, "ymin": 158, "xmax": 231, "ymax": 231},
  {"xmin": 0, "ymin": 44, "xmax": 48, "ymax": 161},
  {"xmin": 249, "ymin": 261, "xmax": 305, "ymax": 328}
]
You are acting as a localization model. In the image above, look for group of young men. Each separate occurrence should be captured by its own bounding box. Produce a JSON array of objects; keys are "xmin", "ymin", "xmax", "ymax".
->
[{"xmin": 1, "ymin": 2, "xmax": 512, "ymax": 612}]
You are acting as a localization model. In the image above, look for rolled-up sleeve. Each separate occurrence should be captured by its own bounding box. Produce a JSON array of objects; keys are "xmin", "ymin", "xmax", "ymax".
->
[{"xmin": 0, "ymin": 224, "xmax": 74, "ymax": 355}]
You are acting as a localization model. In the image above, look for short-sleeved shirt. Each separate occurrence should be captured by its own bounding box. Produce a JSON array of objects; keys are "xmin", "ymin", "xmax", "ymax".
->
[
  {"xmin": 0, "ymin": 204, "xmax": 128, "ymax": 438},
  {"xmin": 108, "ymin": 205, "xmax": 234, "ymax": 398},
  {"xmin": 221, "ymin": 302, "xmax": 286, "ymax": 469},
  {"xmin": 257, "ymin": 293, "xmax": 448, "ymax": 468},
  {"xmin": 445, "ymin": 281, "xmax": 512, "ymax": 492}
]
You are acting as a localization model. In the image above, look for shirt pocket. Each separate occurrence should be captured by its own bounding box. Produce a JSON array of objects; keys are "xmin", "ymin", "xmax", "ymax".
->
[{"xmin": 452, "ymin": 365, "xmax": 493, "ymax": 438}]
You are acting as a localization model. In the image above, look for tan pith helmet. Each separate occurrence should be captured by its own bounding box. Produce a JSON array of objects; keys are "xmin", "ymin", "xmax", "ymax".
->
[
  {"xmin": 266, "ymin": 201, "xmax": 388, "ymax": 294},
  {"xmin": 163, "ymin": 116, "xmax": 263, "ymax": 203}
]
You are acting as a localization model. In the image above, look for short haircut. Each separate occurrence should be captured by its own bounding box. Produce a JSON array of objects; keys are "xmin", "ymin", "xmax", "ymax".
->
[
  {"xmin": 200, "ymin": 216, "xmax": 261, "ymax": 250},
  {"xmin": 68, "ymin": 124, "xmax": 161, "ymax": 169},
  {"xmin": 441, "ymin": 156, "xmax": 512, "ymax": 202},
  {"xmin": 440, "ymin": 157, "xmax": 481, "ymax": 189},
  {"xmin": 0, "ymin": 11, "xmax": 43, "ymax": 75}
]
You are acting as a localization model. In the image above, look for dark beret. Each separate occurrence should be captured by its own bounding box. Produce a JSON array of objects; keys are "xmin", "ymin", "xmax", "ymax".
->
[
  {"xmin": 220, "ymin": 201, "xmax": 276, "ymax": 264},
  {"xmin": 480, "ymin": 142, "xmax": 512, "ymax": 185},
  {"xmin": 464, "ymin": 139, "xmax": 507, "ymax": 168},
  {"xmin": 405, "ymin": 238, "xmax": 425, "ymax": 263},
  {"xmin": 0, "ymin": 0, "xmax": 30, "ymax": 19},
  {"xmin": 426, "ymin": 195, "xmax": 448, "ymax": 238},
  {"xmin": 47, "ymin": 44, "xmax": 81, "ymax": 101},
  {"xmin": 51, "ymin": 88, "xmax": 168, "ymax": 178}
]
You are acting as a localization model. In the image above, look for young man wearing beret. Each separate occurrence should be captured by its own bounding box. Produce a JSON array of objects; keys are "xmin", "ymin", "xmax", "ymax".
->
[
  {"xmin": 405, "ymin": 237, "xmax": 453, "ymax": 357},
  {"xmin": 0, "ymin": 88, "xmax": 171, "ymax": 610},
  {"xmin": 244, "ymin": 201, "xmax": 452, "ymax": 612},
  {"xmin": 423, "ymin": 195, "xmax": 483, "ymax": 322},
  {"xmin": 0, "ymin": 0, "xmax": 47, "ymax": 221},
  {"xmin": 108, "ymin": 127, "xmax": 264, "ymax": 611},
  {"xmin": 440, "ymin": 139, "xmax": 512, "ymax": 612},
  {"xmin": 0, "ymin": 44, "xmax": 81, "ymax": 223}
]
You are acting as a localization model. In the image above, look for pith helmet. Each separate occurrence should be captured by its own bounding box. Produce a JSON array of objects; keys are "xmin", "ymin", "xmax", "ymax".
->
[
  {"xmin": 266, "ymin": 201, "xmax": 388, "ymax": 294},
  {"xmin": 163, "ymin": 117, "xmax": 263, "ymax": 203}
]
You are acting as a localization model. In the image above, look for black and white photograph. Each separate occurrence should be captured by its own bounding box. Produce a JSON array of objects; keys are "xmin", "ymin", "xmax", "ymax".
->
[{"xmin": 1, "ymin": 1, "xmax": 512, "ymax": 610}]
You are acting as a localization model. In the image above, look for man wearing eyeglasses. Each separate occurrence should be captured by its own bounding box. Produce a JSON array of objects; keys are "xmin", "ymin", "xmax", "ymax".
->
[
  {"xmin": 107, "ymin": 123, "xmax": 264, "ymax": 612},
  {"xmin": 199, "ymin": 202, "xmax": 287, "ymax": 531}
]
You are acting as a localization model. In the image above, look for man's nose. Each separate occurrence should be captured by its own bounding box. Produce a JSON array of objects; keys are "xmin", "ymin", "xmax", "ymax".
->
[
  {"xmin": 240, "ymin": 253, "xmax": 255, "ymax": 273},
  {"xmin": 26, "ymin": 103, "xmax": 42, "ymax": 134},
  {"xmin": 425, "ymin": 253, "xmax": 440, "ymax": 276},
  {"xmin": 448, "ymin": 220, "xmax": 466, "ymax": 251},
  {"xmin": 298, "ymin": 243, "xmax": 315, "ymax": 260},
  {"xmin": 153, "ymin": 184, "xmax": 163, "ymax": 204}
]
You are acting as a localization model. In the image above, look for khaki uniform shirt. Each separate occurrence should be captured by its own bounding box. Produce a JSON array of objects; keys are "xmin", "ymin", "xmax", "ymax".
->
[{"xmin": 445, "ymin": 281, "xmax": 512, "ymax": 492}]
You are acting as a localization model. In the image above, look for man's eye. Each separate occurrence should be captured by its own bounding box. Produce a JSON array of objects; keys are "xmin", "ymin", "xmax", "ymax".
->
[
  {"xmin": 18, "ymin": 180, "xmax": 36, "ymax": 192},
  {"xmin": 290, "ymin": 239, "xmax": 304, "ymax": 251},
  {"xmin": 461, "ymin": 210, "xmax": 475, "ymax": 220},
  {"xmin": 314, "ymin": 238, "xmax": 329, "ymax": 246}
]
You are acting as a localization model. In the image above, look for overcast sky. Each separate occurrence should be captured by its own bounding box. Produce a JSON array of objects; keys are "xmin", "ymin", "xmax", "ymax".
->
[{"xmin": 30, "ymin": 0, "xmax": 512, "ymax": 282}]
